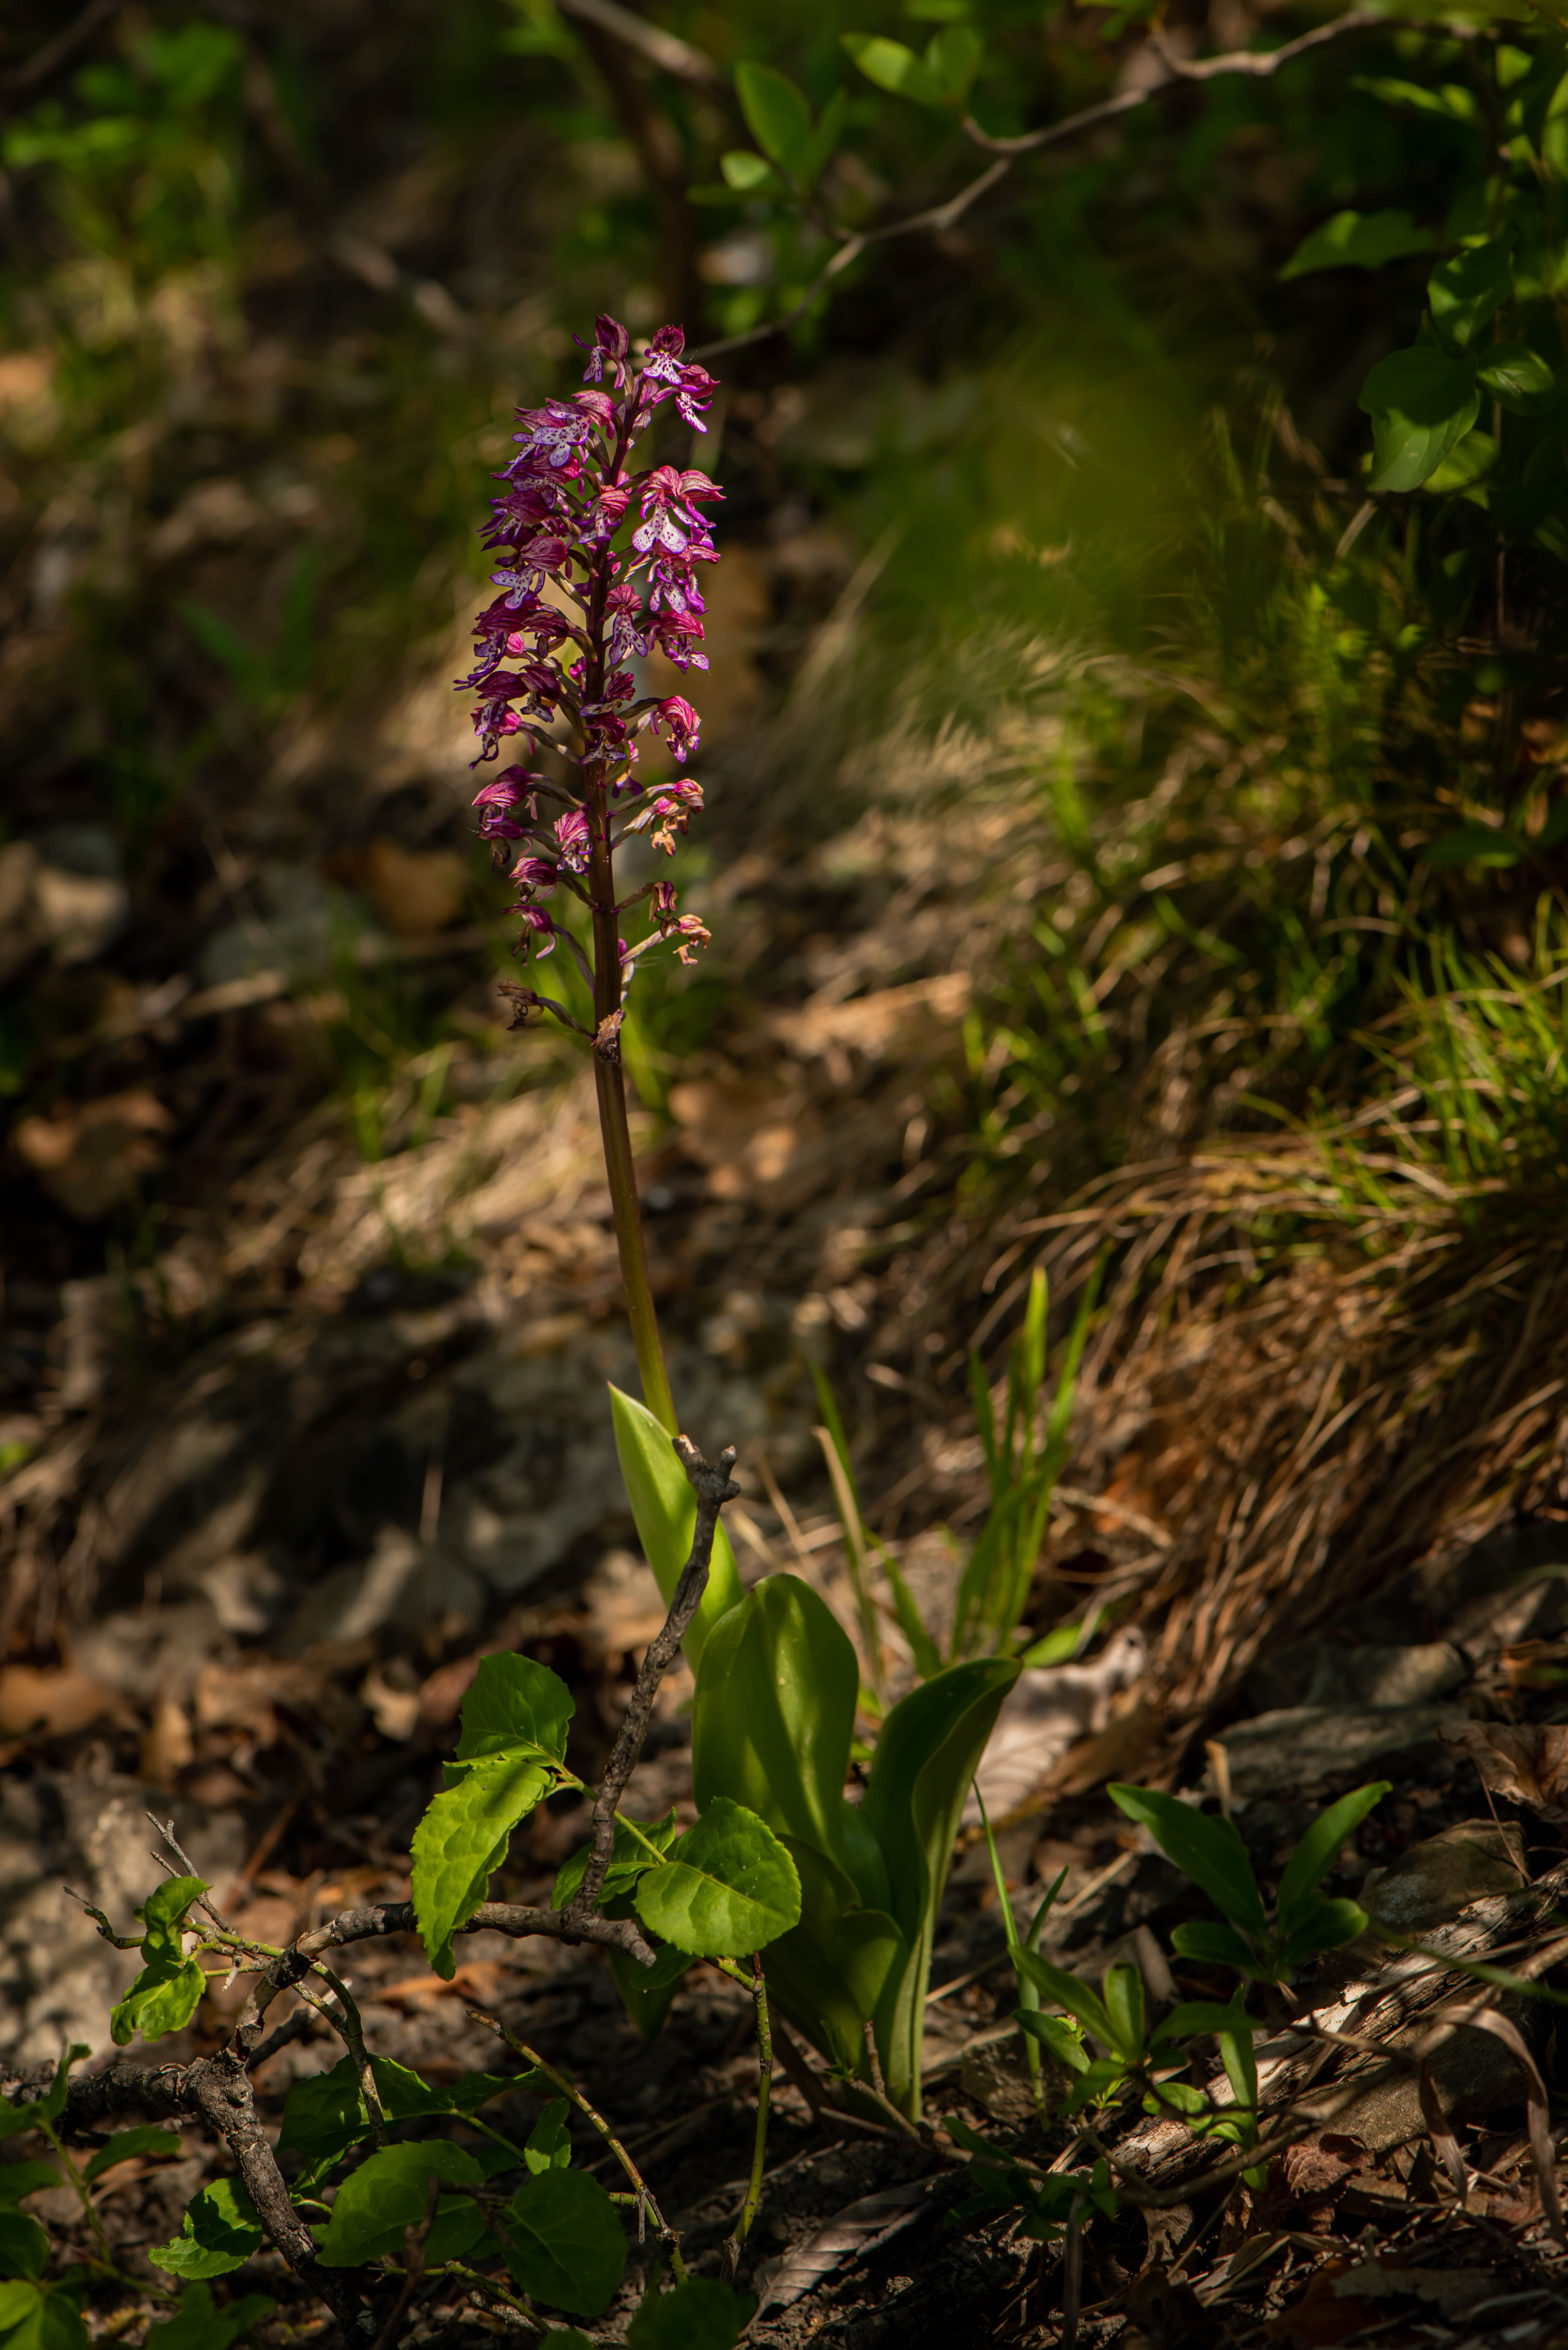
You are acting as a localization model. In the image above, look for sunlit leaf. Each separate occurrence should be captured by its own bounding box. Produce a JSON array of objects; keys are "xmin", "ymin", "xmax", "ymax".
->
[
  {"xmin": 1279, "ymin": 208, "xmax": 1436, "ymax": 278},
  {"xmin": 634, "ymin": 1797, "xmax": 801, "ymax": 1958},
  {"xmin": 1357, "ymin": 345, "xmax": 1481, "ymax": 491}
]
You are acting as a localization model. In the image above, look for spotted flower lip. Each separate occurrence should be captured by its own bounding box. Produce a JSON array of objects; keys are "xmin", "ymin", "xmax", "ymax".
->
[{"xmin": 461, "ymin": 312, "xmax": 722, "ymax": 984}]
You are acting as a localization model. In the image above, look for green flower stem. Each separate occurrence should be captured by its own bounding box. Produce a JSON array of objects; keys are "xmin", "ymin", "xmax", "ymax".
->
[
  {"xmin": 468, "ymin": 2011, "xmax": 687, "ymax": 2285},
  {"xmin": 726, "ymin": 1955, "xmax": 772, "ymax": 2273},
  {"xmin": 592, "ymin": 1053, "xmax": 677, "ymax": 1437}
]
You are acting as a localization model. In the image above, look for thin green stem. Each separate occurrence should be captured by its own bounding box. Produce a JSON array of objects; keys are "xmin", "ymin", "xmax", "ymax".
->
[
  {"xmin": 36, "ymin": 2119, "xmax": 120, "ymax": 2278},
  {"xmin": 594, "ymin": 1056, "xmax": 676, "ymax": 1434}
]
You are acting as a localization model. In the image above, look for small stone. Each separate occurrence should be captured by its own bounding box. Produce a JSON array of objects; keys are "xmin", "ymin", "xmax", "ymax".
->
[{"xmin": 1221, "ymin": 1705, "xmax": 1465, "ymax": 1800}]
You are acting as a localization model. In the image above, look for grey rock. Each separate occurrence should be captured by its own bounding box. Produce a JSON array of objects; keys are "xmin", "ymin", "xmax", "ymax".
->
[
  {"xmin": 0, "ymin": 1773, "xmax": 241, "ymax": 2067},
  {"xmin": 1220, "ymin": 1705, "xmax": 1466, "ymax": 1800},
  {"xmin": 1333, "ymin": 2006, "xmax": 1543, "ymax": 2152},
  {"xmin": 1303, "ymin": 1643, "xmax": 1467, "ymax": 1709},
  {"xmin": 1360, "ymin": 1819, "xmax": 1525, "ymax": 1937}
]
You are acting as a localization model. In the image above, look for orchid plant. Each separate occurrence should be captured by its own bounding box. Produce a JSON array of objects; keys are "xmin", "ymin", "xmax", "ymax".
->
[{"xmin": 463, "ymin": 314, "xmax": 722, "ymax": 1437}]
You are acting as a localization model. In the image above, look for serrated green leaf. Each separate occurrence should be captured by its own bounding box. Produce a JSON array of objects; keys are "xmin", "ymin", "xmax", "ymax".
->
[
  {"xmin": 1108, "ymin": 1785, "xmax": 1267, "ymax": 1934},
  {"xmin": 609, "ymin": 1386, "xmax": 743, "ymax": 1667},
  {"xmin": 315, "ymin": 2142, "xmax": 483, "ymax": 2267},
  {"xmin": 634, "ymin": 1797, "xmax": 800, "ymax": 1958},
  {"xmin": 841, "ymin": 33, "xmax": 946, "ymax": 106},
  {"xmin": 1169, "ymin": 1919, "xmax": 1265, "ymax": 1973},
  {"xmin": 553, "ymin": 1811, "xmax": 678, "ymax": 1911},
  {"xmin": 1429, "ymin": 237, "xmax": 1512, "ymax": 350},
  {"xmin": 1279, "ymin": 208, "xmax": 1437, "ymax": 278},
  {"xmin": 503, "ymin": 2168, "xmax": 626, "ymax": 2318},
  {"xmin": 1475, "ymin": 341, "xmax": 1558, "ymax": 409},
  {"xmin": 150, "ymin": 2179, "xmax": 263, "ymax": 2281},
  {"xmin": 80, "ymin": 2127, "xmax": 181, "ymax": 2186},
  {"xmin": 524, "ymin": 2099, "xmax": 572, "ymax": 2174},
  {"xmin": 1359, "ymin": 345, "xmax": 1481, "ymax": 491},
  {"xmin": 145, "ymin": 2282, "xmax": 275, "ymax": 2349},
  {"xmin": 110, "ymin": 1957, "xmax": 207, "ymax": 2048},
  {"xmin": 719, "ymin": 150, "xmax": 782, "ymax": 193},
  {"xmin": 412, "ymin": 1752, "xmax": 552, "ymax": 1980},
  {"xmin": 1276, "ymin": 1782, "xmax": 1389, "ymax": 1940},
  {"xmin": 627, "ymin": 2276, "xmax": 759, "ymax": 2350},
  {"xmin": 692, "ymin": 1575, "xmax": 883, "ymax": 1907},
  {"xmin": 0, "ymin": 2213, "xmax": 48, "ymax": 2281},
  {"xmin": 456, "ymin": 1653, "xmax": 572, "ymax": 1767},
  {"xmin": 0, "ymin": 2165, "xmax": 59, "ymax": 2210},
  {"xmin": 735, "ymin": 62, "xmax": 813, "ymax": 180}
]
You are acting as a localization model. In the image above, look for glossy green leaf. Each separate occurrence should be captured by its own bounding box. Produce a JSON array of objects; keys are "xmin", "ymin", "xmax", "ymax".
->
[
  {"xmin": 1107, "ymin": 1785, "xmax": 1267, "ymax": 1935},
  {"xmin": 0, "ymin": 2051, "xmax": 87, "ymax": 2144},
  {"xmin": 719, "ymin": 150, "xmax": 781, "ymax": 194},
  {"xmin": 524, "ymin": 2099, "xmax": 572, "ymax": 2175},
  {"xmin": 412, "ymin": 1751, "xmax": 553, "ymax": 1979},
  {"xmin": 81, "ymin": 2127, "xmax": 181, "ymax": 2186},
  {"xmin": 0, "ymin": 2167, "xmax": 59, "ymax": 2209},
  {"xmin": 609, "ymin": 1386, "xmax": 743, "ymax": 1666},
  {"xmin": 144, "ymin": 2283, "xmax": 275, "ymax": 2349},
  {"xmin": 150, "ymin": 2179, "xmax": 264, "ymax": 2280},
  {"xmin": 1358, "ymin": 345, "xmax": 1481, "ymax": 491},
  {"xmin": 1281, "ymin": 1896, "xmax": 1370, "ymax": 1965},
  {"xmin": 0, "ymin": 2214, "xmax": 47, "ymax": 2281},
  {"xmin": 634, "ymin": 1797, "xmax": 800, "ymax": 1958},
  {"xmin": 1014, "ymin": 2009, "xmax": 1090, "ymax": 2072},
  {"xmin": 761, "ymin": 1838, "xmax": 906, "ymax": 2075},
  {"xmin": 735, "ymin": 63, "xmax": 812, "ymax": 181},
  {"xmin": 841, "ymin": 34, "xmax": 946, "ymax": 107},
  {"xmin": 627, "ymin": 2276, "xmax": 759, "ymax": 2349},
  {"xmin": 553, "ymin": 1811, "xmax": 678, "ymax": 1911},
  {"xmin": 278, "ymin": 2052, "xmax": 488, "ymax": 2176},
  {"xmin": 456, "ymin": 1652, "xmax": 572, "ymax": 1766},
  {"xmin": 1279, "ymin": 208, "xmax": 1437, "ymax": 278},
  {"xmin": 110, "ymin": 1875, "xmax": 212, "ymax": 2047},
  {"xmin": 1101, "ymin": 1962, "xmax": 1145, "ymax": 2062},
  {"xmin": 316, "ymin": 2142, "xmax": 482, "ymax": 2266},
  {"xmin": 1429, "ymin": 238, "xmax": 1511, "ymax": 350},
  {"xmin": 1475, "ymin": 341, "xmax": 1558, "ymax": 410},
  {"xmin": 692, "ymin": 1574, "xmax": 882, "ymax": 1905},
  {"xmin": 503, "ymin": 2168, "xmax": 627, "ymax": 2317},
  {"xmin": 1424, "ymin": 428, "xmax": 1498, "ymax": 494},
  {"xmin": 863, "ymin": 1656, "xmax": 1018, "ymax": 2115},
  {"xmin": 1014, "ymin": 1951, "xmax": 1117, "ymax": 2052},
  {"xmin": 0, "ymin": 2283, "xmax": 41, "ymax": 2335},
  {"xmin": 1276, "ymin": 1782, "xmax": 1389, "ymax": 1940},
  {"xmin": 1426, "ymin": 821, "xmax": 1525, "ymax": 867},
  {"xmin": 1169, "ymin": 1919, "xmax": 1264, "ymax": 1973},
  {"xmin": 0, "ymin": 2282, "xmax": 88, "ymax": 2350}
]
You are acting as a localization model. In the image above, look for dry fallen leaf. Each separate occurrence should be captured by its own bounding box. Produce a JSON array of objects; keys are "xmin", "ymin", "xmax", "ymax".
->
[
  {"xmin": 377, "ymin": 1959, "xmax": 509, "ymax": 2007},
  {"xmin": 1440, "ymin": 1720, "xmax": 1568, "ymax": 1823},
  {"xmin": 13, "ymin": 1089, "xmax": 174, "ymax": 1219},
  {"xmin": 0, "ymin": 1663, "xmax": 132, "ymax": 1741},
  {"xmin": 755, "ymin": 2181, "xmax": 933, "ymax": 2314},
  {"xmin": 964, "ymin": 1629, "xmax": 1147, "ymax": 1823}
]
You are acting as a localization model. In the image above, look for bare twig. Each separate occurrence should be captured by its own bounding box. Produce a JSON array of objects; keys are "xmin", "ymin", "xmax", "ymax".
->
[
  {"xmin": 555, "ymin": 0, "xmax": 721, "ymax": 88},
  {"xmin": 570, "ymin": 1434, "xmax": 739, "ymax": 1922}
]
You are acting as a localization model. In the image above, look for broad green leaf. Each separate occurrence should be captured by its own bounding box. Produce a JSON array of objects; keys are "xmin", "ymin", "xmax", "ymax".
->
[
  {"xmin": 1276, "ymin": 1782, "xmax": 1390, "ymax": 1940},
  {"xmin": 0, "ymin": 2283, "xmax": 88, "ymax": 2350},
  {"xmin": 1357, "ymin": 345, "xmax": 1481, "ymax": 491},
  {"xmin": 150, "ymin": 2179, "xmax": 264, "ymax": 2280},
  {"xmin": 692, "ymin": 1574, "xmax": 884, "ymax": 1906},
  {"xmin": 1281, "ymin": 1897, "xmax": 1370, "ymax": 1966},
  {"xmin": 1169, "ymin": 1919, "xmax": 1264, "ymax": 1974},
  {"xmin": 627, "ymin": 2276, "xmax": 759, "ymax": 2349},
  {"xmin": 456, "ymin": 1653, "xmax": 572, "ymax": 1766},
  {"xmin": 111, "ymin": 1875, "xmax": 212, "ymax": 2046},
  {"xmin": 278, "ymin": 2053, "xmax": 501, "ymax": 2176},
  {"xmin": 450, "ymin": 2068, "xmax": 541, "ymax": 2114},
  {"xmin": 719, "ymin": 151, "xmax": 781, "ymax": 194},
  {"xmin": 524, "ymin": 2099, "xmax": 572, "ymax": 2174},
  {"xmin": 1475, "ymin": 341, "xmax": 1558, "ymax": 409},
  {"xmin": 926, "ymin": 23, "xmax": 983, "ymax": 100},
  {"xmin": 634, "ymin": 1797, "xmax": 800, "ymax": 1958},
  {"xmin": 0, "ymin": 2166, "xmax": 59, "ymax": 2208},
  {"xmin": 608, "ymin": 1944, "xmax": 692, "ymax": 2040},
  {"xmin": 1217, "ymin": 2012, "xmax": 1258, "ymax": 2117},
  {"xmin": 1425, "ymin": 821, "xmax": 1525, "ymax": 867},
  {"xmin": 0, "ymin": 2051, "xmax": 88, "ymax": 2143},
  {"xmin": 0, "ymin": 2214, "xmax": 47, "ymax": 2280},
  {"xmin": 1101, "ymin": 1962, "xmax": 1145, "ymax": 2062},
  {"xmin": 0, "ymin": 2285, "xmax": 42, "ymax": 2333},
  {"xmin": 81, "ymin": 2127, "xmax": 182, "ymax": 2186},
  {"xmin": 1014, "ymin": 1951, "xmax": 1117, "ymax": 2052},
  {"xmin": 411, "ymin": 1751, "xmax": 553, "ymax": 1979},
  {"xmin": 315, "ymin": 2142, "xmax": 482, "ymax": 2267},
  {"xmin": 735, "ymin": 62, "xmax": 813, "ymax": 181},
  {"xmin": 841, "ymin": 34, "xmax": 946, "ymax": 107},
  {"xmin": 1014, "ymin": 2010, "xmax": 1090, "ymax": 2072},
  {"xmin": 609, "ymin": 1386, "xmax": 743, "ymax": 1666},
  {"xmin": 1279, "ymin": 208, "xmax": 1437, "ymax": 278},
  {"xmin": 553, "ymin": 1811, "xmax": 678, "ymax": 1911},
  {"xmin": 1425, "ymin": 427, "xmax": 1497, "ymax": 493},
  {"xmin": 804, "ymin": 87, "xmax": 848, "ymax": 182},
  {"xmin": 862, "ymin": 1656, "xmax": 1018, "ymax": 2116},
  {"xmin": 760, "ymin": 1838, "xmax": 906, "ymax": 2076},
  {"xmin": 503, "ymin": 2169, "xmax": 626, "ymax": 2318},
  {"xmin": 1107, "ymin": 1785, "xmax": 1267, "ymax": 1935},
  {"xmin": 145, "ymin": 2283, "xmax": 275, "ymax": 2349},
  {"xmin": 1429, "ymin": 238, "xmax": 1512, "ymax": 350}
]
